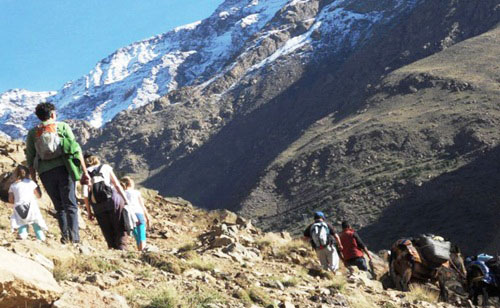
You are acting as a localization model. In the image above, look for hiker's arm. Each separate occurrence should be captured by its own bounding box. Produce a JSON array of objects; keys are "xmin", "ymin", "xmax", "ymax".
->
[
  {"xmin": 138, "ymin": 194, "xmax": 151, "ymax": 228},
  {"xmin": 25, "ymin": 132, "xmax": 37, "ymax": 180},
  {"xmin": 354, "ymin": 232, "xmax": 372, "ymax": 260},
  {"xmin": 34, "ymin": 187, "xmax": 41, "ymax": 199},
  {"xmin": 63, "ymin": 123, "xmax": 90, "ymax": 183},
  {"xmin": 302, "ymin": 225, "xmax": 311, "ymax": 241},
  {"xmin": 334, "ymin": 233, "xmax": 343, "ymax": 251},
  {"xmin": 84, "ymin": 197, "xmax": 94, "ymax": 220},
  {"xmin": 82, "ymin": 184, "xmax": 94, "ymax": 220},
  {"xmin": 109, "ymin": 170, "xmax": 129, "ymax": 204},
  {"xmin": 8, "ymin": 192, "xmax": 14, "ymax": 205},
  {"xmin": 78, "ymin": 152, "xmax": 90, "ymax": 183},
  {"xmin": 363, "ymin": 247, "xmax": 372, "ymax": 260}
]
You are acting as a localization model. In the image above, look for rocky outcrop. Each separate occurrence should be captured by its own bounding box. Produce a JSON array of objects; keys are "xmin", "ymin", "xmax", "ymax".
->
[{"xmin": 0, "ymin": 247, "xmax": 63, "ymax": 308}]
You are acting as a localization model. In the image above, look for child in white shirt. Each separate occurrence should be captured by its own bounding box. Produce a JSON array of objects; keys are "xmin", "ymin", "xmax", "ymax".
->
[
  {"xmin": 120, "ymin": 176, "xmax": 150, "ymax": 251},
  {"xmin": 8, "ymin": 165, "xmax": 47, "ymax": 241}
]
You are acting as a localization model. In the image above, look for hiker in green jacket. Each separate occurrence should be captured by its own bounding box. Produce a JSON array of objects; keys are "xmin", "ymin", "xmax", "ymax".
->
[{"xmin": 25, "ymin": 102, "xmax": 89, "ymax": 244}]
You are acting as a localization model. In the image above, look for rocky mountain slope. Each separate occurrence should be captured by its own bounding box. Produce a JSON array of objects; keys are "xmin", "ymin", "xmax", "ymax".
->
[
  {"xmin": 0, "ymin": 139, "xmax": 474, "ymax": 308},
  {"xmin": 1, "ymin": 0, "xmax": 499, "ymax": 256},
  {"xmin": 83, "ymin": 0, "xmax": 499, "ymax": 255}
]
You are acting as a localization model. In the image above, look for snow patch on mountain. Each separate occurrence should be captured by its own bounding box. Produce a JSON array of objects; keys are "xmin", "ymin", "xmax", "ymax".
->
[{"xmin": 0, "ymin": 89, "xmax": 56, "ymax": 139}]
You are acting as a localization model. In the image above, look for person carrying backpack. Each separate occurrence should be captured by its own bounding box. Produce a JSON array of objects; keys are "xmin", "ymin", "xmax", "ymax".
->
[
  {"xmin": 303, "ymin": 211, "xmax": 343, "ymax": 273},
  {"xmin": 339, "ymin": 221, "xmax": 372, "ymax": 271},
  {"xmin": 83, "ymin": 154, "xmax": 129, "ymax": 250},
  {"xmin": 25, "ymin": 102, "xmax": 89, "ymax": 244}
]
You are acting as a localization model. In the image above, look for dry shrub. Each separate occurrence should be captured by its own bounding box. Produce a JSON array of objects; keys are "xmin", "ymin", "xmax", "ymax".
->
[
  {"xmin": 256, "ymin": 232, "xmax": 291, "ymax": 249},
  {"xmin": 281, "ymin": 276, "xmax": 300, "ymax": 287},
  {"xmin": 234, "ymin": 289, "xmax": 253, "ymax": 307},
  {"xmin": 248, "ymin": 286, "xmax": 275, "ymax": 307},
  {"xmin": 127, "ymin": 285, "xmax": 179, "ymax": 308},
  {"xmin": 308, "ymin": 268, "xmax": 334, "ymax": 279},
  {"xmin": 53, "ymin": 256, "xmax": 119, "ymax": 281},
  {"xmin": 185, "ymin": 286, "xmax": 227, "ymax": 307},
  {"xmin": 407, "ymin": 284, "xmax": 439, "ymax": 303},
  {"xmin": 179, "ymin": 249, "xmax": 198, "ymax": 261},
  {"xmin": 141, "ymin": 252, "xmax": 187, "ymax": 275},
  {"xmin": 147, "ymin": 288, "xmax": 179, "ymax": 308},
  {"xmin": 329, "ymin": 275, "xmax": 347, "ymax": 293},
  {"xmin": 178, "ymin": 241, "xmax": 197, "ymax": 253},
  {"xmin": 188, "ymin": 256, "xmax": 215, "ymax": 272}
]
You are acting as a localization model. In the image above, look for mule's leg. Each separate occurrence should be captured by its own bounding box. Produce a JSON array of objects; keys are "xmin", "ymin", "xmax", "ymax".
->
[
  {"xmin": 469, "ymin": 284, "xmax": 479, "ymax": 306},
  {"xmin": 481, "ymin": 285, "xmax": 488, "ymax": 307},
  {"xmin": 400, "ymin": 265, "xmax": 412, "ymax": 292},
  {"xmin": 437, "ymin": 270, "xmax": 448, "ymax": 302},
  {"xmin": 389, "ymin": 261, "xmax": 401, "ymax": 291}
]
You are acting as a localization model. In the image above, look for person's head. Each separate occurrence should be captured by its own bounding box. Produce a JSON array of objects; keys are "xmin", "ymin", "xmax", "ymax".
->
[
  {"xmin": 341, "ymin": 221, "xmax": 351, "ymax": 230},
  {"xmin": 314, "ymin": 211, "xmax": 325, "ymax": 221},
  {"xmin": 84, "ymin": 154, "xmax": 100, "ymax": 167},
  {"xmin": 120, "ymin": 176, "xmax": 134, "ymax": 190},
  {"xmin": 35, "ymin": 102, "xmax": 56, "ymax": 121},
  {"xmin": 13, "ymin": 165, "xmax": 30, "ymax": 181}
]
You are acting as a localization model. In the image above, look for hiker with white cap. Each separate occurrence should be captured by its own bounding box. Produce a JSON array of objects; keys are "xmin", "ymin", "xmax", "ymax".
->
[{"xmin": 303, "ymin": 211, "xmax": 343, "ymax": 273}]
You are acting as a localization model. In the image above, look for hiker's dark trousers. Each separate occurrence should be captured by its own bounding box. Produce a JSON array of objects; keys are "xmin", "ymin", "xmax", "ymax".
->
[
  {"xmin": 40, "ymin": 166, "xmax": 79, "ymax": 242},
  {"xmin": 94, "ymin": 190, "xmax": 127, "ymax": 250},
  {"xmin": 346, "ymin": 257, "xmax": 368, "ymax": 271}
]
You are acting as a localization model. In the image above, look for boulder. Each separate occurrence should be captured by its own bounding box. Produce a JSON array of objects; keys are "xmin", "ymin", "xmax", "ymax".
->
[
  {"xmin": 280, "ymin": 232, "xmax": 292, "ymax": 241},
  {"xmin": 210, "ymin": 235, "xmax": 235, "ymax": 248},
  {"xmin": 223, "ymin": 243, "xmax": 261, "ymax": 262},
  {"xmin": 0, "ymin": 247, "xmax": 63, "ymax": 308},
  {"xmin": 217, "ymin": 210, "xmax": 238, "ymax": 225}
]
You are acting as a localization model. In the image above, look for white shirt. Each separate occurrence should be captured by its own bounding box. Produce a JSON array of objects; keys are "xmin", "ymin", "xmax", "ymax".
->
[
  {"xmin": 9, "ymin": 179, "xmax": 38, "ymax": 206},
  {"xmin": 124, "ymin": 189, "xmax": 144, "ymax": 215},
  {"xmin": 8, "ymin": 179, "xmax": 47, "ymax": 230},
  {"xmin": 88, "ymin": 164, "xmax": 113, "ymax": 186}
]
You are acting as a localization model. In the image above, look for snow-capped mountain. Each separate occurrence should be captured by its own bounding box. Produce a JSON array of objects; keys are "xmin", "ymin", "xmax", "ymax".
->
[
  {"xmin": 0, "ymin": 0, "xmax": 419, "ymax": 139},
  {"xmin": 0, "ymin": 89, "xmax": 56, "ymax": 139}
]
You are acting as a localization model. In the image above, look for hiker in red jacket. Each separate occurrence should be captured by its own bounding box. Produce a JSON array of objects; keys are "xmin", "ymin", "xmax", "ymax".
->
[{"xmin": 339, "ymin": 220, "xmax": 372, "ymax": 271}]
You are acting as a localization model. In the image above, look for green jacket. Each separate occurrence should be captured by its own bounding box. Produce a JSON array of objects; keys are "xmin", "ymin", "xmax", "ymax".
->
[{"xmin": 26, "ymin": 121, "xmax": 83, "ymax": 181}]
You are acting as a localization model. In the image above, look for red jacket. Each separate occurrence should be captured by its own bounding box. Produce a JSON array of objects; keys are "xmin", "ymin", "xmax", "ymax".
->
[{"xmin": 340, "ymin": 228, "xmax": 364, "ymax": 261}]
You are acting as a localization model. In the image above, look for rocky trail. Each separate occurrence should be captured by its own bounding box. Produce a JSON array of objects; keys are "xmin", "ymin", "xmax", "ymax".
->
[{"xmin": 0, "ymin": 138, "xmax": 482, "ymax": 308}]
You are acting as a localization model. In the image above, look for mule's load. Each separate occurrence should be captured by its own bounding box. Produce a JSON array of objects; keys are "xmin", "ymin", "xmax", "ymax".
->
[{"xmin": 415, "ymin": 235, "xmax": 451, "ymax": 265}]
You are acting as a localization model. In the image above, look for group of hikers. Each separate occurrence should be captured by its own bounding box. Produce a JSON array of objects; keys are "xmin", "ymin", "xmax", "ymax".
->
[
  {"xmin": 303, "ymin": 211, "xmax": 372, "ymax": 274},
  {"xmin": 7, "ymin": 102, "xmax": 150, "ymax": 251},
  {"xmin": 303, "ymin": 211, "xmax": 500, "ymax": 305}
]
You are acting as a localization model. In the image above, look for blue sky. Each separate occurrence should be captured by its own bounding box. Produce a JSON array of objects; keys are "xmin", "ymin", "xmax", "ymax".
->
[{"xmin": 0, "ymin": 0, "xmax": 223, "ymax": 93}]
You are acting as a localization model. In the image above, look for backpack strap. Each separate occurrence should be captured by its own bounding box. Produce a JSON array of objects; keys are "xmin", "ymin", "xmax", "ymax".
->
[{"xmin": 96, "ymin": 164, "xmax": 104, "ymax": 176}]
